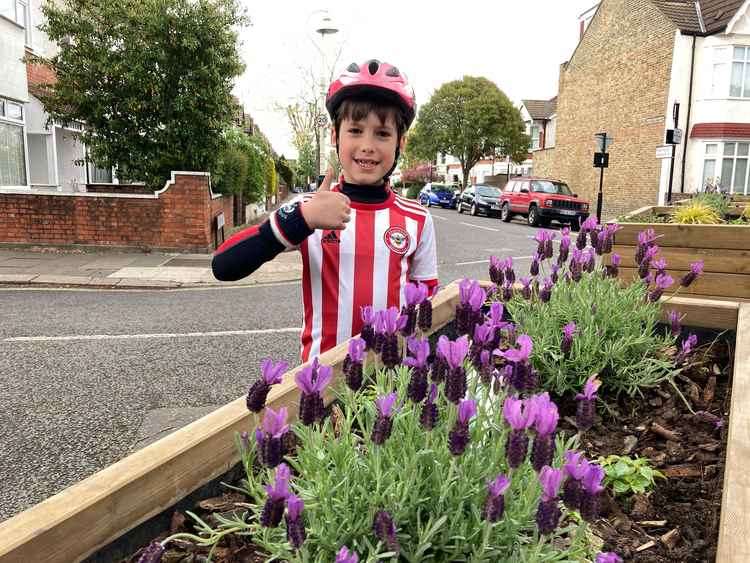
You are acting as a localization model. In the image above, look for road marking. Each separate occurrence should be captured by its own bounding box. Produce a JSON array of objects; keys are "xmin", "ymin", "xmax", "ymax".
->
[
  {"xmin": 4, "ymin": 327, "xmax": 302, "ymax": 343},
  {"xmin": 455, "ymin": 255, "xmax": 533, "ymax": 266},
  {"xmin": 0, "ymin": 280, "xmax": 303, "ymax": 293},
  {"xmin": 459, "ymin": 222, "xmax": 499, "ymax": 232},
  {"xmin": 431, "ymin": 214, "xmax": 448, "ymax": 221}
]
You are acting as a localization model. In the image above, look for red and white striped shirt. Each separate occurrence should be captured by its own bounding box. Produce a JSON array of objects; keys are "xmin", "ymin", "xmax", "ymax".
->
[{"xmin": 271, "ymin": 185, "xmax": 437, "ymax": 361}]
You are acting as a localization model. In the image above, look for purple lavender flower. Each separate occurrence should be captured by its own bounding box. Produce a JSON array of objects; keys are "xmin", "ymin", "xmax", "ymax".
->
[
  {"xmin": 442, "ymin": 335, "xmax": 470, "ymax": 403},
  {"xmin": 482, "ymin": 473, "xmax": 511, "ymax": 522},
  {"xmin": 668, "ymin": 310, "xmax": 681, "ymax": 337},
  {"xmin": 261, "ymin": 463, "xmax": 291, "ymax": 528},
  {"xmin": 137, "ymin": 542, "xmax": 165, "ymax": 563},
  {"xmin": 595, "ymin": 553, "xmax": 623, "ymax": 563},
  {"xmin": 648, "ymin": 273, "xmax": 674, "ymax": 302},
  {"xmin": 581, "ymin": 216, "xmax": 598, "ymax": 232},
  {"xmin": 360, "ymin": 306, "xmax": 377, "ymax": 350},
  {"xmin": 344, "ymin": 337, "xmax": 366, "ymax": 391},
  {"xmin": 558, "ymin": 235, "xmax": 570, "ymax": 264},
  {"xmin": 285, "ymin": 493, "xmax": 306, "ymax": 550},
  {"xmin": 575, "ymin": 375, "xmax": 601, "ymax": 430},
  {"xmin": 373, "ymin": 510, "xmax": 400, "ymax": 555},
  {"xmin": 501, "ymin": 280, "xmax": 514, "ymax": 301},
  {"xmin": 256, "ymin": 406, "xmax": 289, "ymax": 468},
  {"xmin": 478, "ymin": 349, "xmax": 492, "ymax": 385},
  {"xmin": 503, "ymin": 256, "xmax": 516, "ymax": 284},
  {"xmin": 680, "ymin": 260, "xmax": 704, "ymax": 288},
  {"xmin": 405, "ymin": 337, "xmax": 430, "ymax": 402},
  {"xmin": 420, "ymin": 384, "xmax": 439, "ymax": 430},
  {"xmin": 418, "ymin": 296, "xmax": 433, "ymax": 332},
  {"xmin": 676, "ymin": 333, "xmax": 698, "ymax": 365},
  {"xmin": 536, "ymin": 466, "xmax": 563, "ymax": 535},
  {"xmin": 653, "ymin": 257, "xmax": 667, "ymax": 277},
  {"xmin": 371, "ymin": 392, "xmax": 398, "ymax": 445},
  {"xmin": 503, "ymin": 395, "xmax": 535, "ymax": 468},
  {"xmin": 471, "ymin": 322, "xmax": 494, "ymax": 366},
  {"xmin": 246, "ymin": 358, "xmax": 288, "ymax": 413},
  {"xmin": 530, "ymin": 394, "xmax": 559, "ymax": 471},
  {"xmin": 295, "ymin": 363, "xmax": 332, "ymax": 425},
  {"xmin": 380, "ymin": 307, "xmax": 407, "ymax": 368},
  {"xmin": 530, "ymin": 255, "xmax": 540, "ymax": 277},
  {"xmin": 539, "ymin": 277, "xmax": 554, "ymax": 303},
  {"xmin": 520, "ymin": 276, "xmax": 533, "ymax": 300},
  {"xmin": 605, "ymin": 253, "xmax": 621, "ymax": 278},
  {"xmin": 401, "ymin": 282, "xmax": 428, "ymax": 337},
  {"xmin": 562, "ymin": 450, "xmax": 587, "ymax": 510},
  {"xmin": 489, "ymin": 255, "xmax": 504, "ymax": 285},
  {"xmin": 580, "ymin": 463, "xmax": 605, "ymax": 522},
  {"xmin": 448, "ymin": 399, "xmax": 477, "ymax": 455},
  {"xmin": 561, "ymin": 322, "xmax": 576, "ymax": 357},
  {"xmin": 336, "ymin": 547, "xmax": 359, "ymax": 563},
  {"xmin": 576, "ymin": 228, "xmax": 587, "ymax": 250},
  {"xmin": 456, "ymin": 278, "xmax": 487, "ymax": 336}
]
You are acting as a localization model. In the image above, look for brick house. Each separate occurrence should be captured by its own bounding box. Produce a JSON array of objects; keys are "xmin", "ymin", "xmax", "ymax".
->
[{"xmin": 533, "ymin": 0, "xmax": 749, "ymax": 218}]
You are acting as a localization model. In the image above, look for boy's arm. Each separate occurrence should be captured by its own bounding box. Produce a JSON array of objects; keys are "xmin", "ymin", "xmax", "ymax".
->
[
  {"xmin": 212, "ymin": 169, "xmax": 350, "ymax": 282},
  {"xmin": 409, "ymin": 213, "xmax": 439, "ymax": 296},
  {"xmin": 211, "ymin": 199, "xmax": 313, "ymax": 281}
]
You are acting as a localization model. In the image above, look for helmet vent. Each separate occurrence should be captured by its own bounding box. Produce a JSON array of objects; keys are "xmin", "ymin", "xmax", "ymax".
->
[
  {"xmin": 367, "ymin": 60, "xmax": 380, "ymax": 75},
  {"xmin": 346, "ymin": 62, "xmax": 360, "ymax": 73},
  {"xmin": 385, "ymin": 66, "xmax": 400, "ymax": 77}
]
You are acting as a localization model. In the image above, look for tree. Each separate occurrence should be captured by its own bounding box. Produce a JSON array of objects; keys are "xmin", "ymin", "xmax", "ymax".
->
[
  {"xmin": 31, "ymin": 0, "xmax": 247, "ymax": 188},
  {"xmin": 407, "ymin": 76, "xmax": 529, "ymax": 190},
  {"xmin": 401, "ymin": 161, "xmax": 438, "ymax": 184},
  {"xmin": 212, "ymin": 127, "xmax": 266, "ymax": 204}
]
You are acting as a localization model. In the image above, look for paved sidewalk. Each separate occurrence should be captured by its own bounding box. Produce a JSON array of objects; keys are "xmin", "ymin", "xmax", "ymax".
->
[{"xmin": 0, "ymin": 247, "xmax": 302, "ymax": 289}]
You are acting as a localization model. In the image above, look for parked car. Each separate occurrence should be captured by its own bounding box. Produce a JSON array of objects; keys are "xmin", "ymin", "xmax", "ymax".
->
[
  {"xmin": 419, "ymin": 183, "xmax": 457, "ymax": 208},
  {"xmin": 456, "ymin": 184, "xmax": 503, "ymax": 217},
  {"xmin": 499, "ymin": 177, "xmax": 590, "ymax": 229}
]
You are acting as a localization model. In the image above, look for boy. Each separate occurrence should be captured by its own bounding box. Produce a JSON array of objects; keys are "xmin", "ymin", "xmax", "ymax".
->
[{"xmin": 212, "ymin": 59, "xmax": 438, "ymax": 361}]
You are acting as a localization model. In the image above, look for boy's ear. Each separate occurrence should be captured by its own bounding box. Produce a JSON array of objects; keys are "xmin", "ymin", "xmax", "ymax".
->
[{"xmin": 330, "ymin": 128, "xmax": 337, "ymax": 145}]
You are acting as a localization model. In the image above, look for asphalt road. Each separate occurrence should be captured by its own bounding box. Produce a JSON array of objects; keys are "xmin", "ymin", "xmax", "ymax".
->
[{"xmin": 0, "ymin": 207, "xmax": 559, "ymax": 521}]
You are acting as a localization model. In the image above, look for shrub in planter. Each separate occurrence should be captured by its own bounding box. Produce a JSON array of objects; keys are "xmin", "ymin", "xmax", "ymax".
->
[{"xmin": 493, "ymin": 222, "xmax": 703, "ymax": 400}]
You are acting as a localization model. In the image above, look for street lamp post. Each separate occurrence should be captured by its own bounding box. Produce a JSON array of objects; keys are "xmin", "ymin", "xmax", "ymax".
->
[
  {"xmin": 593, "ymin": 132, "xmax": 612, "ymax": 223},
  {"xmin": 307, "ymin": 10, "xmax": 339, "ymax": 183}
]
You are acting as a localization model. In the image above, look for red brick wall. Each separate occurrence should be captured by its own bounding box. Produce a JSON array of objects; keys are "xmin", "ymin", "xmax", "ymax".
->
[{"xmin": 0, "ymin": 173, "xmax": 234, "ymax": 252}]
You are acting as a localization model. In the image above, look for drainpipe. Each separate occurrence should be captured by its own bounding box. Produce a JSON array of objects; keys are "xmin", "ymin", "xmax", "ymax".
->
[{"xmin": 680, "ymin": 35, "xmax": 696, "ymax": 193}]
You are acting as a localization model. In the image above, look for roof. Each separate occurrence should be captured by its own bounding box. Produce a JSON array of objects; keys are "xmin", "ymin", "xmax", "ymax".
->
[
  {"xmin": 651, "ymin": 0, "xmax": 745, "ymax": 35},
  {"xmin": 521, "ymin": 97, "xmax": 557, "ymax": 120}
]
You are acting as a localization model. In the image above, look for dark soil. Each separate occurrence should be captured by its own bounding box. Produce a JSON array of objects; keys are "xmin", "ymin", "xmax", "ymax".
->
[{"xmin": 566, "ymin": 336, "xmax": 733, "ymax": 562}]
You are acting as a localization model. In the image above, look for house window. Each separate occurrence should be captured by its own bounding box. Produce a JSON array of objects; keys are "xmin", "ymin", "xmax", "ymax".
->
[
  {"xmin": 530, "ymin": 125, "xmax": 541, "ymax": 150},
  {"xmin": 704, "ymin": 141, "xmax": 750, "ymax": 194},
  {"xmin": 0, "ymin": 99, "xmax": 27, "ymax": 186},
  {"xmin": 730, "ymin": 46, "xmax": 750, "ymax": 97},
  {"xmin": 0, "ymin": 0, "xmax": 32, "ymax": 45}
]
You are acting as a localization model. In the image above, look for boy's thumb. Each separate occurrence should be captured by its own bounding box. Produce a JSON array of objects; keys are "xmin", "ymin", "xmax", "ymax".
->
[{"xmin": 318, "ymin": 167, "xmax": 334, "ymax": 192}]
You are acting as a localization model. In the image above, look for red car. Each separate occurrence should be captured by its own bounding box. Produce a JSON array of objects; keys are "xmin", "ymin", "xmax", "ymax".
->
[{"xmin": 499, "ymin": 177, "xmax": 590, "ymax": 229}]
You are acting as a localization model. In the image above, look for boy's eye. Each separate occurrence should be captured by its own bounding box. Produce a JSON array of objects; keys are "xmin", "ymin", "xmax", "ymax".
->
[
  {"xmin": 378, "ymin": 130, "xmax": 392, "ymax": 138},
  {"xmin": 348, "ymin": 128, "xmax": 361, "ymax": 134}
]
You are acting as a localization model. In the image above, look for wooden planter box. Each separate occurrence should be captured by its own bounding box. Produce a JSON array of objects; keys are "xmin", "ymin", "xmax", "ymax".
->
[
  {"xmin": 610, "ymin": 207, "xmax": 749, "ymax": 302},
  {"xmin": 0, "ymin": 287, "xmax": 747, "ymax": 563}
]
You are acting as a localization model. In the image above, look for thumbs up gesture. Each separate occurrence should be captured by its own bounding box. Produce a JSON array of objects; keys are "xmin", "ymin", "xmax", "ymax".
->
[{"xmin": 300, "ymin": 167, "xmax": 351, "ymax": 230}]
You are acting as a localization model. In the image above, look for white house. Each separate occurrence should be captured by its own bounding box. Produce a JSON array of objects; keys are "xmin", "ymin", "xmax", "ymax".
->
[
  {"xmin": 0, "ymin": 0, "xmax": 114, "ymax": 191},
  {"xmin": 660, "ymin": 0, "xmax": 750, "ymax": 199}
]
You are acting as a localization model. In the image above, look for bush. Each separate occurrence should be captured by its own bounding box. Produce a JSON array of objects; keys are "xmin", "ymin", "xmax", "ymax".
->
[
  {"xmin": 671, "ymin": 202, "xmax": 722, "ymax": 224},
  {"xmin": 406, "ymin": 183, "xmax": 422, "ymax": 199},
  {"xmin": 213, "ymin": 145, "xmax": 248, "ymax": 196},
  {"xmin": 691, "ymin": 192, "xmax": 731, "ymax": 218}
]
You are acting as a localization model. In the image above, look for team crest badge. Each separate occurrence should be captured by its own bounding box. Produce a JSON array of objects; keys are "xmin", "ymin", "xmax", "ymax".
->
[{"xmin": 384, "ymin": 226, "xmax": 410, "ymax": 255}]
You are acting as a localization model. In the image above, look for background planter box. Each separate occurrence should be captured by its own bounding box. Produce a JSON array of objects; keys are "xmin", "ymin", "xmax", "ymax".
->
[
  {"xmin": 610, "ymin": 208, "xmax": 749, "ymax": 302},
  {"xmin": 0, "ymin": 287, "xmax": 746, "ymax": 562}
]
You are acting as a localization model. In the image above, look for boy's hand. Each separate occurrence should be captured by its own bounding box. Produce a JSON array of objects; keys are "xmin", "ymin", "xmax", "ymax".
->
[{"xmin": 300, "ymin": 167, "xmax": 351, "ymax": 230}]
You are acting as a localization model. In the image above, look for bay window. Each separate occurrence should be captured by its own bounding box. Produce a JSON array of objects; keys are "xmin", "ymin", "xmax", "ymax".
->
[
  {"xmin": 0, "ymin": 98, "xmax": 27, "ymax": 187},
  {"xmin": 703, "ymin": 141, "xmax": 750, "ymax": 194}
]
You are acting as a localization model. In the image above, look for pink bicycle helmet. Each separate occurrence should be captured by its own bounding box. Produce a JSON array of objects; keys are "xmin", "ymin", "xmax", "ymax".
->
[{"xmin": 326, "ymin": 59, "xmax": 416, "ymax": 128}]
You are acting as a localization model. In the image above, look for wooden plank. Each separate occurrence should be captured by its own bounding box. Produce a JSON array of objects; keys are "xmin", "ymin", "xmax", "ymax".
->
[
  {"xmin": 717, "ymin": 304, "xmax": 750, "ymax": 562},
  {"xmin": 657, "ymin": 296, "xmax": 739, "ymax": 330},
  {"xmin": 0, "ymin": 286, "xmax": 460, "ymax": 563},
  {"xmin": 612, "ymin": 223, "xmax": 750, "ymax": 250},
  {"xmin": 617, "ymin": 267, "xmax": 750, "ymax": 300},
  {"xmin": 611, "ymin": 244, "xmax": 750, "ymax": 275}
]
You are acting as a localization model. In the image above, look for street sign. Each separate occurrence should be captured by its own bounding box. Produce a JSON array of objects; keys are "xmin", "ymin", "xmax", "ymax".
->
[
  {"xmin": 665, "ymin": 128, "xmax": 682, "ymax": 144},
  {"xmin": 594, "ymin": 133, "xmax": 614, "ymax": 152},
  {"xmin": 593, "ymin": 152, "xmax": 609, "ymax": 168},
  {"xmin": 656, "ymin": 145, "xmax": 674, "ymax": 159}
]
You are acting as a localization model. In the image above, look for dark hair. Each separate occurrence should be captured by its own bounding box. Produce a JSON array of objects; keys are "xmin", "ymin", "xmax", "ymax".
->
[{"xmin": 334, "ymin": 95, "xmax": 407, "ymax": 141}]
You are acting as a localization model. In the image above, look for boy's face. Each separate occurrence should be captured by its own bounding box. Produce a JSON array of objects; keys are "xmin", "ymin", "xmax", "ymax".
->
[{"xmin": 333, "ymin": 111, "xmax": 405, "ymax": 185}]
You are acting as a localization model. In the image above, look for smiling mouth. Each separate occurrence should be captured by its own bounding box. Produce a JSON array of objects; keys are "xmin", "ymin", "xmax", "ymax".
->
[{"xmin": 355, "ymin": 158, "xmax": 379, "ymax": 170}]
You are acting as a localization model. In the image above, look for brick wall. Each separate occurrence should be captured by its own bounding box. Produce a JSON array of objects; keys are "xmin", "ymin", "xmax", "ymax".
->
[
  {"xmin": 534, "ymin": 0, "xmax": 676, "ymax": 218},
  {"xmin": 0, "ymin": 173, "xmax": 234, "ymax": 252},
  {"xmin": 26, "ymin": 60, "xmax": 57, "ymax": 89}
]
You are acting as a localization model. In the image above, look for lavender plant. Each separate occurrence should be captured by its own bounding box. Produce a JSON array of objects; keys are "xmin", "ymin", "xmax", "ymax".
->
[{"xmin": 500, "ymin": 226, "xmax": 688, "ymax": 398}]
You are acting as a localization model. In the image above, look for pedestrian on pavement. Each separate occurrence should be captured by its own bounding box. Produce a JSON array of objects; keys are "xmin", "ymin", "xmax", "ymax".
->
[{"xmin": 212, "ymin": 59, "xmax": 438, "ymax": 362}]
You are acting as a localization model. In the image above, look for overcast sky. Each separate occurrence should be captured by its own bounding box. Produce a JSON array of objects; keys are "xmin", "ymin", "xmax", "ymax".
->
[{"xmin": 234, "ymin": 0, "xmax": 598, "ymax": 158}]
